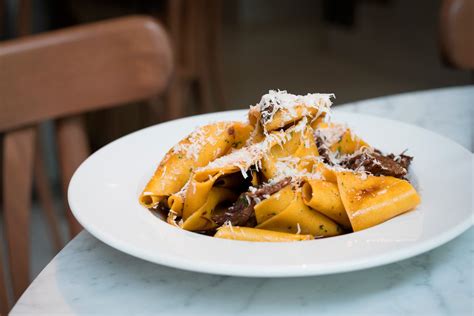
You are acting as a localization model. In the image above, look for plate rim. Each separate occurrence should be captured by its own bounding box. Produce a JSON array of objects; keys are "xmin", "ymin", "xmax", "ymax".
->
[{"xmin": 68, "ymin": 109, "xmax": 473, "ymax": 277}]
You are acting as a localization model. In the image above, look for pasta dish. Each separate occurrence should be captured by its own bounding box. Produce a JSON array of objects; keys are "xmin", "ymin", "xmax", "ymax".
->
[{"xmin": 140, "ymin": 90, "xmax": 420, "ymax": 242}]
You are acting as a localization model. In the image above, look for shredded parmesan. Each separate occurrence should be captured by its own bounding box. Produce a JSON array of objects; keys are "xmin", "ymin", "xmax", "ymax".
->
[
  {"xmin": 224, "ymin": 220, "xmax": 235, "ymax": 234},
  {"xmin": 296, "ymin": 223, "xmax": 302, "ymax": 235},
  {"xmin": 256, "ymin": 90, "xmax": 334, "ymax": 126},
  {"xmin": 196, "ymin": 131, "xmax": 287, "ymax": 177},
  {"xmin": 172, "ymin": 127, "xmax": 208, "ymax": 160},
  {"xmin": 314, "ymin": 122, "xmax": 347, "ymax": 148}
]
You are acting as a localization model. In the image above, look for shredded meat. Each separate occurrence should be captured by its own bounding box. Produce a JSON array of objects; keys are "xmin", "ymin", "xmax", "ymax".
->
[
  {"xmin": 342, "ymin": 151, "xmax": 412, "ymax": 178},
  {"xmin": 386, "ymin": 152, "xmax": 413, "ymax": 170},
  {"xmin": 260, "ymin": 103, "xmax": 274, "ymax": 123},
  {"xmin": 251, "ymin": 177, "xmax": 292, "ymax": 198},
  {"xmin": 212, "ymin": 177, "xmax": 292, "ymax": 226},
  {"xmin": 260, "ymin": 98, "xmax": 281, "ymax": 124},
  {"xmin": 150, "ymin": 202, "xmax": 169, "ymax": 214},
  {"xmin": 315, "ymin": 135, "xmax": 332, "ymax": 164}
]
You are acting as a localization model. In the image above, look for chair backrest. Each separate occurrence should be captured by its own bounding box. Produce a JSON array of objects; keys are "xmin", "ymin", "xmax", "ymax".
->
[
  {"xmin": 0, "ymin": 15, "xmax": 173, "ymax": 308},
  {"xmin": 439, "ymin": 0, "xmax": 474, "ymax": 70},
  {"xmin": 0, "ymin": 15, "xmax": 173, "ymax": 132}
]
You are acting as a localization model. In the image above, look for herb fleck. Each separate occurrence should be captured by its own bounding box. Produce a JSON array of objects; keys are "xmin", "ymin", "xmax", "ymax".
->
[{"xmin": 231, "ymin": 141, "xmax": 242, "ymax": 148}]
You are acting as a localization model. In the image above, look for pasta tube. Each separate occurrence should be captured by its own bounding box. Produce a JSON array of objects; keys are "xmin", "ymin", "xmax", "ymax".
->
[
  {"xmin": 140, "ymin": 121, "xmax": 252, "ymax": 209},
  {"xmin": 249, "ymin": 91, "xmax": 333, "ymax": 133},
  {"xmin": 329, "ymin": 128, "xmax": 370, "ymax": 154},
  {"xmin": 256, "ymin": 191, "xmax": 342, "ymax": 237},
  {"xmin": 180, "ymin": 131, "xmax": 286, "ymax": 219},
  {"xmin": 215, "ymin": 226, "xmax": 313, "ymax": 242},
  {"xmin": 254, "ymin": 185, "xmax": 295, "ymax": 224},
  {"xmin": 337, "ymin": 172, "xmax": 421, "ymax": 231},
  {"xmin": 302, "ymin": 179, "xmax": 351, "ymax": 228},
  {"xmin": 181, "ymin": 188, "xmax": 237, "ymax": 231},
  {"xmin": 316, "ymin": 122, "xmax": 369, "ymax": 155},
  {"xmin": 261, "ymin": 121, "xmax": 319, "ymax": 180},
  {"xmin": 313, "ymin": 162, "xmax": 337, "ymax": 183},
  {"xmin": 309, "ymin": 112, "xmax": 326, "ymax": 130}
]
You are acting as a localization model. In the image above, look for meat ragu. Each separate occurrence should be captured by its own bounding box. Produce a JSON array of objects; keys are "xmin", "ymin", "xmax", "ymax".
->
[
  {"xmin": 341, "ymin": 150, "xmax": 413, "ymax": 179},
  {"xmin": 212, "ymin": 177, "xmax": 292, "ymax": 226},
  {"xmin": 315, "ymin": 135, "xmax": 332, "ymax": 165},
  {"xmin": 315, "ymin": 134, "xmax": 413, "ymax": 179}
]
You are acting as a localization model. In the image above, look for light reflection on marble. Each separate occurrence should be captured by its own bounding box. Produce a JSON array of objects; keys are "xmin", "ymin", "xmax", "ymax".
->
[
  {"xmin": 338, "ymin": 86, "xmax": 473, "ymax": 151},
  {"xmin": 11, "ymin": 87, "xmax": 473, "ymax": 315}
]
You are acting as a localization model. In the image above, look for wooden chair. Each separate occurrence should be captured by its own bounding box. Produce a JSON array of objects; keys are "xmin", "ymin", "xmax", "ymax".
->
[
  {"xmin": 0, "ymin": 15, "xmax": 172, "ymax": 308},
  {"xmin": 439, "ymin": 0, "xmax": 474, "ymax": 70},
  {"xmin": 0, "ymin": 248, "xmax": 8, "ymax": 316},
  {"xmin": 165, "ymin": 0, "xmax": 226, "ymax": 119}
]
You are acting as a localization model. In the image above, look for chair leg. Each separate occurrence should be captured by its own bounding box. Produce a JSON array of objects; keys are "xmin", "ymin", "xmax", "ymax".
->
[
  {"xmin": 0, "ymin": 246, "xmax": 10, "ymax": 316},
  {"xmin": 196, "ymin": 67, "xmax": 214, "ymax": 114},
  {"xmin": 56, "ymin": 116, "xmax": 88, "ymax": 238},
  {"xmin": 0, "ymin": 0, "xmax": 4, "ymax": 38},
  {"xmin": 3, "ymin": 127, "xmax": 36, "ymax": 300},
  {"xmin": 17, "ymin": 0, "xmax": 32, "ymax": 36},
  {"xmin": 165, "ymin": 0, "xmax": 189, "ymax": 119},
  {"xmin": 194, "ymin": 0, "xmax": 215, "ymax": 113},
  {"xmin": 166, "ymin": 0, "xmax": 183, "ymax": 56},
  {"xmin": 34, "ymin": 133, "xmax": 63, "ymax": 252},
  {"xmin": 206, "ymin": 0, "xmax": 227, "ymax": 110},
  {"xmin": 165, "ymin": 74, "xmax": 187, "ymax": 119}
]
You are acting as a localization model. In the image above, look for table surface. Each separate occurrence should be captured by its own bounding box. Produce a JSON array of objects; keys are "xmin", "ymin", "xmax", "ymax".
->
[{"xmin": 12, "ymin": 86, "xmax": 473, "ymax": 315}]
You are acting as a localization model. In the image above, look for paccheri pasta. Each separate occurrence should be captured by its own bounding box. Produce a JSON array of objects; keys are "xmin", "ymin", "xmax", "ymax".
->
[{"xmin": 140, "ymin": 90, "xmax": 421, "ymax": 242}]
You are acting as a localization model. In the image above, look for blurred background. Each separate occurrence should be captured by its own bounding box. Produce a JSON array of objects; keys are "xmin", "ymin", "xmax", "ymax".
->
[{"xmin": 0, "ymin": 0, "xmax": 472, "ymax": 305}]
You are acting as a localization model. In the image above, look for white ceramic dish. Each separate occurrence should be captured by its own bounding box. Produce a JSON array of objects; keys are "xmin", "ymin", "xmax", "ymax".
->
[{"xmin": 68, "ymin": 110, "xmax": 473, "ymax": 277}]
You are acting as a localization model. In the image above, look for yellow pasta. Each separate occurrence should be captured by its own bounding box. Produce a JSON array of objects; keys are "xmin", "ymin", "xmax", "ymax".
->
[
  {"xmin": 254, "ymin": 185, "xmax": 295, "ymax": 224},
  {"xmin": 329, "ymin": 128, "xmax": 370, "ymax": 155},
  {"xmin": 140, "ymin": 90, "xmax": 420, "ymax": 242},
  {"xmin": 309, "ymin": 112, "xmax": 326, "ymax": 130},
  {"xmin": 250, "ymin": 102, "xmax": 330, "ymax": 133},
  {"xmin": 302, "ymin": 179, "xmax": 351, "ymax": 229},
  {"xmin": 215, "ymin": 226, "xmax": 313, "ymax": 242},
  {"xmin": 181, "ymin": 172, "xmax": 224, "ymax": 220},
  {"xmin": 168, "ymin": 193, "xmax": 184, "ymax": 215},
  {"xmin": 179, "ymin": 130, "xmax": 286, "ymax": 219},
  {"xmin": 317, "ymin": 122, "xmax": 370, "ymax": 155},
  {"xmin": 250, "ymin": 170, "xmax": 260, "ymax": 187},
  {"xmin": 337, "ymin": 172, "xmax": 421, "ymax": 231},
  {"xmin": 313, "ymin": 162, "xmax": 338, "ymax": 183},
  {"xmin": 181, "ymin": 188, "xmax": 237, "ymax": 231},
  {"xmin": 256, "ymin": 191, "xmax": 342, "ymax": 237},
  {"xmin": 261, "ymin": 121, "xmax": 319, "ymax": 180},
  {"xmin": 140, "ymin": 121, "xmax": 252, "ymax": 209},
  {"xmin": 262, "ymin": 104, "xmax": 324, "ymax": 132}
]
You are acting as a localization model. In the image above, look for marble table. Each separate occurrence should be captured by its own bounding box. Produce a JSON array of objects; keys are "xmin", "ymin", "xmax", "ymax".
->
[{"xmin": 12, "ymin": 86, "xmax": 473, "ymax": 315}]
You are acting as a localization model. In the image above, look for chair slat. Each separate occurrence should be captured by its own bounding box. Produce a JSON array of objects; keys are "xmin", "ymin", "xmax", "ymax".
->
[
  {"xmin": 56, "ymin": 116, "xmax": 90, "ymax": 237},
  {"xmin": 0, "ymin": 16, "xmax": 173, "ymax": 132},
  {"xmin": 3, "ymin": 127, "xmax": 36, "ymax": 299},
  {"xmin": 439, "ymin": 0, "xmax": 474, "ymax": 69},
  {"xmin": 0, "ymin": 246, "xmax": 10, "ymax": 315},
  {"xmin": 34, "ymin": 133, "xmax": 63, "ymax": 251}
]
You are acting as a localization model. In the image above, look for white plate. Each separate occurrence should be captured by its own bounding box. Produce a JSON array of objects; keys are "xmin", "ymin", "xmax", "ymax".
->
[{"xmin": 68, "ymin": 110, "xmax": 473, "ymax": 277}]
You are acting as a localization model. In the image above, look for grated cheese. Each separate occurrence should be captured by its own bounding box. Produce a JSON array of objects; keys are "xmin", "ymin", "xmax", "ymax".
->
[
  {"xmin": 196, "ymin": 131, "xmax": 287, "ymax": 177},
  {"xmin": 296, "ymin": 223, "xmax": 302, "ymax": 235},
  {"xmin": 314, "ymin": 122, "xmax": 347, "ymax": 148},
  {"xmin": 256, "ymin": 90, "xmax": 334, "ymax": 127}
]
